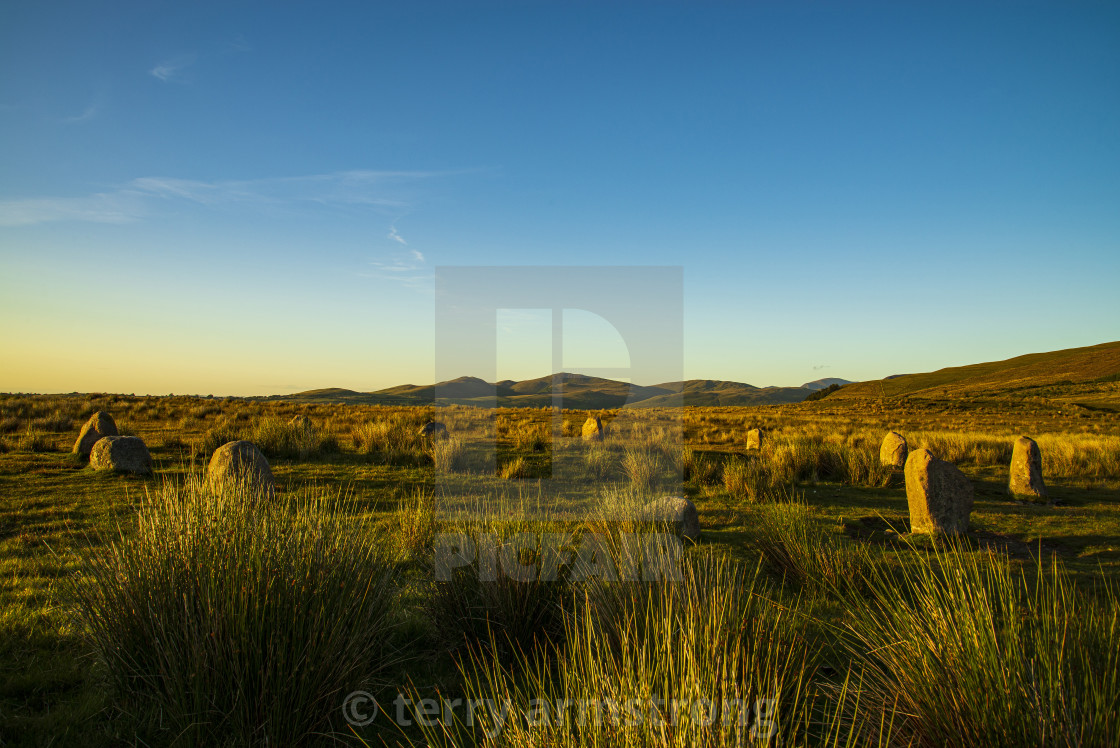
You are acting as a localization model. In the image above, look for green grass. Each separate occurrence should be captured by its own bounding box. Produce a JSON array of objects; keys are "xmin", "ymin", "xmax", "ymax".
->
[
  {"xmin": 1, "ymin": 392, "xmax": 1119, "ymax": 746},
  {"xmin": 71, "ymin": 475, "xmax": 399, "ymax": 746}
]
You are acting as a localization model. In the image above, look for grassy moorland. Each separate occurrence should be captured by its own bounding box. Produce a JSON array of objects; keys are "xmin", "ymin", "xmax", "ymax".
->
[{"xmin": 0, "ymin": 390, "xmax": 1118, "ymax": 746}]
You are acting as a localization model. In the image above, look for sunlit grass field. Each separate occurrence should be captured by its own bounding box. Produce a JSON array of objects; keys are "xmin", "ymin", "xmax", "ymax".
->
[{"xmin": 1, "ymin": 392, "xmax": 1119, "ymax": 745}]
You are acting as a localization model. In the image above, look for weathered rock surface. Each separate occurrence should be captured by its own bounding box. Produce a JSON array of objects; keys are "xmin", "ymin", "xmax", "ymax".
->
[
  {"xmin": 1009, "ymin": 435, "xmax": 1046, "ymax": 498},
  {"xmin": 582, "ymin": 416, "xmax": 604, "ymax": 441},
  {"xmin": 639, "ymin": 496, "xmax": 700, "ymax": 542},
  {"xmin": 208, "ymin": 440, "xmax": 275, "ymax": 496},
  {"xmin": 419, "ymin": 421, "xmax": 448, "ymax": 437},
  {"xmin": 73, "ymin": 411, "xmax": 118, "ymax": 458},
  {"xmin": 880, "ymin": 431, "xmax": 908, "ymax": 468},
  {"xmin": 746, "ymin": 428, "xmax": 763, "ymax": 451},
  {"xmin": 89, "ymin": 436, "xmax": 152, "ymax": 475},
  {"xmin": 904, "ymin": 448, "xmax": 974, "ymax": 534}
]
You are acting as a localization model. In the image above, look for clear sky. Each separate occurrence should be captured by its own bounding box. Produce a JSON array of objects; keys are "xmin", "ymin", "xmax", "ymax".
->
[{"xmin": 1, "ymin": 1, "xmax": 1118, "ymax": 395}]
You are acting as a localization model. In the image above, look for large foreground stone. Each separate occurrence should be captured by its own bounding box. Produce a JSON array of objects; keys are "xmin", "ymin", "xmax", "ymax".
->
[
  {"xmin": 208, "ymin": 440, "xmax": 275, "ymax": 496},
  {"xmin": 746, "ymin": 428, "xmax": 763, "ymax": 451},
  {"xmin": 1009, "ymin": 435, "xmax": 1046, "ymax": 498},
  {"xmin": 639, "ymin": 496, "xmax": 700, "ymax": 542},
  {"xmin": 73, "ymin": 411, "xmax": 118, "ymax": 458},
  {"xmin": 582, "ymin": 416, "xmax": 604, "ymax": 441},
  {"xmin": 89, "ymin": 436, "xmax": 152, "ymax": 475},
  {"xmin": 880, "ymin": 431, "xmax": 908, "ymax": 468},
  {"xmin": 904, "ymin": 448, "xmax": 974, "ymax": 534}
]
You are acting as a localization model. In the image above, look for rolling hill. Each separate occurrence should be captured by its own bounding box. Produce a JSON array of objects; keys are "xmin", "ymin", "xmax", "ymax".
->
[
  {"xmin": 271, "ymin": 373, "xmax": 833, "ymax": 408},
  {"xmin": 829, "ymin": 341, "xmax": 1120, "ymax": 401}
]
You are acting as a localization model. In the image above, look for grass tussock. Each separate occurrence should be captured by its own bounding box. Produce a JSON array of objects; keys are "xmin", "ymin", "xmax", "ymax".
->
[
  {"xmin": 409, "ymin": 550, "xmax": 828, "ymax": 747},
  {"xmin": 839, "ymin": 543, "xmax": 1120, "ymax": 747},
  {"xmin": 752, "ymin": 500, "xmax": 882, "ymax": 594},
  {"xmin": 426, "ymin": 496, "xmax": 572, "ymax": 662},
  {"xmin": 70, "ymin": 475, "xmax": 399, "ymax": 746}
]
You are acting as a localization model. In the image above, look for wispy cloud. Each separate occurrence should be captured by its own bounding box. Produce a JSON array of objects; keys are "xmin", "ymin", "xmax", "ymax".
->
[
  {"xmin": 0, "ymin": 191, "xmax": 145, "ymax": 227},
  {"xmin": 811, "ymin": 364, "xmax": 829, "ymax": 371},
  {"xmin": 388, "ymin": 226, "xmax": 407, "ymax": 245},
  {"xmin": 0, "ymin": 170, "xmax": 442, "ymax": 227},
  {"xmin": 150, "ymin": 54, "xmax": 198, "ymax": 82},
  {"xmin": 367, "ymin": 246, "xmax": 431, "ymax": 291},
  {"xmin": 62, "ymin": 103, "xmax": 99, "ymax": 124}
]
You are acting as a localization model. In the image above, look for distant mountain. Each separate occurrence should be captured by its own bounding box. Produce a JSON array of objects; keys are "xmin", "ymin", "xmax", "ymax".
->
[
  {"xmin": 831, "ymin": 341, "xmax": 1120, "ymax": 400},
  {"xmin": 266, "ymin": 341, "xmax": 1120, "ymax": 410},
  {"xmin": 273, "ymin": 373, "xmax": 825, "ymax": 408},
  {"xmin": 801, "ymin": 377, "xmax": 854, "ymax": 391}
]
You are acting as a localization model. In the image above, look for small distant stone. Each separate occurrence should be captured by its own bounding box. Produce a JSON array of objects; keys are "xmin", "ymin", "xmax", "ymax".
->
[
  {"xmin": 73, "ymin": 411, "xmax": 118, "ymax": 458},
  {"xmin": 904, "ymin": 448, "xmax": 973, "ymax": 535},
  {"xmin": 746, "ymin": 428, "xmax": 763, "ymax": 451},
  {"xmin": 639, "ymin": 496, "xmax": 700, "ymax": 542},
  {"xmin": 289, "ymin": 414, "xmax": 313, "ymax": 431},
  {"xmin": 89, "ymin": 435, "xmax": 152, "ymax": 475},
  {"xmin": 419, "ymin": 421, "xmax": 448, "ymax": 437},
  {"xmin": 1009, "ymin": 435, "xmax": 1046, "ymax": 498},
  {"xmin": 879, "ymin": 431, "xmax": 908, "ymax": 468},
  {"xmin": 208, "ymin": 440, "xmax": 275, "ymax": 497},
  {"xmin": 581, "ymin": 416, "xmax": 604, "ymax": 441}
]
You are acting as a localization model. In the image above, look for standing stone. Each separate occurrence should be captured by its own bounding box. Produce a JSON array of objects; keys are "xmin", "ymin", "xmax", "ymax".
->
[
  {"xmin": 208, "ymin": 440, "xmax": 275, "ymax": 497},
  {"xmin": 289, "ymin": 414, "xmax": 313, "ymax": 432},
  {"xmin": 746, "ymin": 428, "xmax": 763, "ymax": 451},
  {"xmin": 1009, "ymin": 436, "xmax": 1046, "ymax": 498},
  {"xmin": 89, "ymin": 436, "xmax": 152, "ymax": 475},
  {"xmin": 419, "ymin": 421, "xmax": 448, "ymax": 437},
  {"xmin": 880, "ymin": 431, "xmax": 908, "ymax": 468},
  {"xmin": 639, "ymin": 496, "xmax": 700, "ymax": 542},
  {"xmin": 581, "ymin": 416, "xmax": 604, "ymax": 441},
  {"xmin": 73, "ymin": 411, "xmax": 118, "ymax": 458},
  {"xmin": 904, "ymin": 448, "xmax": 974, "ymax": 534}
]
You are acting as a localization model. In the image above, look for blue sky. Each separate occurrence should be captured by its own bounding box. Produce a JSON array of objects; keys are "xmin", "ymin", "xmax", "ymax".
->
[{"xmin": 1, "ymin": 1, "xmax": 1118, "ymax": 395}]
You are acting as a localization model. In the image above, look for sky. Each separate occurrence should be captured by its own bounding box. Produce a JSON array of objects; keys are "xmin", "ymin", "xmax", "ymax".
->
[{"xmin": 1, "ymin": 0, "xmax": 1118, "ymax": 395}]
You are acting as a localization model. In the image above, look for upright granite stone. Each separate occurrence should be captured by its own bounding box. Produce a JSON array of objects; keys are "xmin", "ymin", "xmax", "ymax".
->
[
  {"xmin": 582, "ymin": 416, "xmax": 604, "ymax": 441},
  {"xmin": 1009, "ymin": 435, "xmax": 1046, "ymax": 498},
  {"xmin": 419, "ymin": 421, "xmax": 448, "ymax": 437},
  {"xmin": 640, "ymin": 496, "xmax": 700, "ymax": 542},
  {"xmin": 904, "ymin": 448, "xmax": 974, "ymax": 534},
  {"xmin": 73, "ymin": 411, "xmax": 118, "ymax": 458},
  {"xmin": 880, "ymin": 431, "xmax": 908, "ymax": 468},
  {"xmin": 208, "ymin": 440, "xmax": 275, "ymax": 497},
  {"xmin": 89, "ymin": 436, "xmax": 153, "ymax": 475},
  {"xmin": 745, "ymin": 428, "xmax": 763, "ymax": 451}
]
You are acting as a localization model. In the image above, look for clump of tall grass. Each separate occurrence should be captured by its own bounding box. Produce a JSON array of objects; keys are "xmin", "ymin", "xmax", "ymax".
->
[
  {"xmin": 914, "ymin": 431, "xmax": 1014, "ymax": 467},
  {"xmin": 722, "ymin": 455, "xmax": 767, "ymax": 501},
  {"xmin": 498, "ymin": 455, "xmax": 528, "ymax": 480},
  {"xmin": 582, "ymin": 442, "xmax": 615, "ymax": 481},
  {"xmin": 426, "ymin": 495, "xmax": 572, "ymax": 662},
  {"xmin": 32, "ymin": 409, "xmax": 73, "ymax": 432},
  {"xmin": 428, "ymin": 435, "xmax": 466, "ymax": 473},
  {"xmin": 621, "ymin": 447, "xmax": 666, "ymax": 493},
  {"xmin": 70, "ymin": 475, "xmax": 399, "ymax": 746},
  {"xmin": 17, "ymin": 425, "xmax": 56, "ymax": 453},
  {"xmin": 752, "ymin": 501, "xmax": 881, "ymax": 594},
  {"xmin": 838, "ymin": 543, "xmax": 1120, "ymax": 746},
  {"xmin": 253, "ymin": 416, "xmax": 340, "ymax": 459},
  {"xmin": 203, "ymin": 417, "xmax": 339, "ymax": 461},
  {"xmin": 1036, "ymin": 434, "xmax": 1120, "ymax": 481},
  {"xmin": 352, "ymin": 415, "xmax": 427, "ymax": 466},
  {"xmin": 408, "ymin": 550, "xmax": 830, "ymax": 746},
  {"xmin": 393, "ymin": 488, "xmax": 438, "ymax": 562}
]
